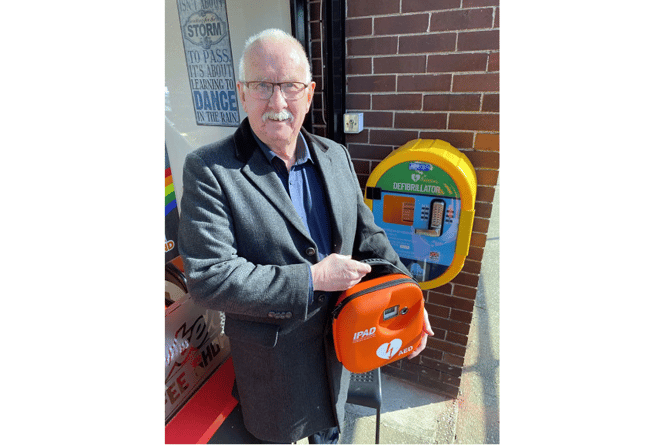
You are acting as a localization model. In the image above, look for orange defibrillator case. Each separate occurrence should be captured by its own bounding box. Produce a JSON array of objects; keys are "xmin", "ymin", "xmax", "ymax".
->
[{"xmin": 331, "ymin": 259, "xmax": 425, "ymax": 373}]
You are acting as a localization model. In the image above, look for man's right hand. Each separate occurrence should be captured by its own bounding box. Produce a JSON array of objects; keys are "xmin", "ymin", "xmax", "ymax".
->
[{"xmin": 310, "ymin": 254, "xmax": 372, "ymax": 292}]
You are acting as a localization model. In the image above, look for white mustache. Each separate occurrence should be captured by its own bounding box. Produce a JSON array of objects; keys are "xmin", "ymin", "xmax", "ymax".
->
[{"xmin": 262, "ymin": 110, "xmax": 294, "ymax": 122}]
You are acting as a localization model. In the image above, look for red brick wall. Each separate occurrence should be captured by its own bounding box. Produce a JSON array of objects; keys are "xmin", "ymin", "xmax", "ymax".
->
[{"xmin": 308, "ymin": 0, "xmax": 499, "ymax": 398}]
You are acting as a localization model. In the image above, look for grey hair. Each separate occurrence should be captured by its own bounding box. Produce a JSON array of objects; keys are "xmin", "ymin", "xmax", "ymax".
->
[{"xmin": 238, "ymin": 28, "xmax": 312, "ymax": 84}]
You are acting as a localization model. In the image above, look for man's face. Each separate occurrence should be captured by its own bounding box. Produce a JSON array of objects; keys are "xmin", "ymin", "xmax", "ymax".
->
[{"xmin": 237, "ymin": 39, "xmax": 315, "ymax": 152}]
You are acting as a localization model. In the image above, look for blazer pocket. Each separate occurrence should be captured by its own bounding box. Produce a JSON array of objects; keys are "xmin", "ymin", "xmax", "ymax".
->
[{"xmin": 224, "ymin": 316, "xmax": 280, "ymax": 349}]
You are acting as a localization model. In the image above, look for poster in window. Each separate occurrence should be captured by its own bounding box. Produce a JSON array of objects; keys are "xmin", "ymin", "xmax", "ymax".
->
[{"xmin": 177, "ymin": 0, "xmax": 240, "ymax": 126}]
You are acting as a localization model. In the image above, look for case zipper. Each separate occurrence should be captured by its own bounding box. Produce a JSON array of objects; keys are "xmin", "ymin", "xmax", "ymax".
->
[{"xmin": 332, "ymin": 277, "xmax": 417, "ymax": 319}]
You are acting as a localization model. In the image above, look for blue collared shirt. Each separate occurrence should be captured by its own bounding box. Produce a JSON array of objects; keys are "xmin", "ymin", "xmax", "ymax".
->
[{"xmin": 252, "ymin": 131, "xmax": 332, "ymax": 304}]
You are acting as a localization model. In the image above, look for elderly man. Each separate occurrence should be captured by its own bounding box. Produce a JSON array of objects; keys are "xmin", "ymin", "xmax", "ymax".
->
[{"xmin": 178, "ymin": 28, "xmax": 433, "ymax": 444}]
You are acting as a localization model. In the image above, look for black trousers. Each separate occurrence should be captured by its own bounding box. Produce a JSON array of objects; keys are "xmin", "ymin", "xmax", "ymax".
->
[
  {"xmin": 308, "ymin": 426, "xmax": 340, "ymax": 444},
  {"xmin": 254, "ymin": 426, "xmax": 339, "ymax": 444}
]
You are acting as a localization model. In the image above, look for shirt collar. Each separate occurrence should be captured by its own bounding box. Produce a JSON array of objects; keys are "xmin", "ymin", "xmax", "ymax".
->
[{"xmin": 252, "ymin": 130, "xmax": 312, "ymax": 168}]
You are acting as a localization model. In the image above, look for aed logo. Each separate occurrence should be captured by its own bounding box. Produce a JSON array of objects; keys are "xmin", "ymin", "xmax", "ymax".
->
[
  {"xmin": 376, "ymin": 338, "xmax": 413, "ymax": 360},
  {"xmin": 352, "ymin": 327, "xmax": 376, "ymax": 342}
]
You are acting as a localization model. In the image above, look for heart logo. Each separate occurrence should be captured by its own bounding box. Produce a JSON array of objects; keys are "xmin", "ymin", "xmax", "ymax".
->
[
  {"xmin": 411, "ymin": 173, "xmax": 421, "ymax": 182},
  {"xmin": 376, "ymin": 338, "xmax": 403, "ymax": 359}
]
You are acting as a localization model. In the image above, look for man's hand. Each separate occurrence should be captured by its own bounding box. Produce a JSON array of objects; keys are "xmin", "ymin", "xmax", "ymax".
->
[
  {"xmin": 310, "ymin": 254, "xmax": 372, "ymax": 292},
  {"xmin": 407, "ymin": 309, "xmax": 434, "ymax": 359}
]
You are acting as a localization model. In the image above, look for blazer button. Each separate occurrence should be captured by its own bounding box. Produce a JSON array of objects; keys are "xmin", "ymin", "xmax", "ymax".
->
[
  {"xmin": 317, "ymin": 294, "xmax": 326, "ymax": 303},
  {"xmin": 268, "ymin": 311, "xmax": 276, "ymax": 318},
  {"xmin": 306, "ymin": 247, "xmax": 316, "ymax": 256},
  {"xmin": 285, "ymin": 312, "xmax": 292, "ymax": 319}
]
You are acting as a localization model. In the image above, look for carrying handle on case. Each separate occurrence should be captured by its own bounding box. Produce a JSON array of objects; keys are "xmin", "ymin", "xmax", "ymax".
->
[{"xmin": 358, "ymin": 258, "xmax": 417, "ymax": 282}]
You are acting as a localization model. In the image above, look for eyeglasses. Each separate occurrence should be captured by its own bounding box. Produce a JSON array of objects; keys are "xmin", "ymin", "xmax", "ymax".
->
[{"xmin": 242, "ymin": 81, "xmax": 309, "ymax": 100}]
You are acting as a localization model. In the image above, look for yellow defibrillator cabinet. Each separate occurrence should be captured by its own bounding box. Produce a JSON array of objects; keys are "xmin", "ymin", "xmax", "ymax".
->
[{"xmin": 364, "ymin": 139, "xmax": 477, "ymax": 290}]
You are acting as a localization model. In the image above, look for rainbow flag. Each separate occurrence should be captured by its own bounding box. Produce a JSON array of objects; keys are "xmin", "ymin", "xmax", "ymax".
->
[
  {"xmin": 165, "ymin": 167, "xmax": 177, "ymax": 216},
  {"xmin": 165, "ymin": 148, "xmax": 180, "ymax": 263}
]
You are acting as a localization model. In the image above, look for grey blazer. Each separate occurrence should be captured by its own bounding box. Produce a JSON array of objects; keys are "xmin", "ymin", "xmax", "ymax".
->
[{"xmin": 178, "ymin": 118, "xmax": 407, "ymax": 442}]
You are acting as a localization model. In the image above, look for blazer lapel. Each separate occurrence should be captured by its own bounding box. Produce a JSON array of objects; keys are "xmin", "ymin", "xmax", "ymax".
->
[
  {"xmin": 234, "ymin": 120, "xmax": 313, "ymax": 242},
  {"xmin": 306, "ymin": 133, "xmax": 345, "ymax": 254}
]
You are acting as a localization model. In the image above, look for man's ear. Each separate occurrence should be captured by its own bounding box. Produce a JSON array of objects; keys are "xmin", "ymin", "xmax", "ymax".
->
[
  {"xmin": 306, "ymin": 81, "xmax": 316, "ymax": 107},
  {"xmin": 236, "ymin": 82, "xmax": 247, "ymax": 112}
]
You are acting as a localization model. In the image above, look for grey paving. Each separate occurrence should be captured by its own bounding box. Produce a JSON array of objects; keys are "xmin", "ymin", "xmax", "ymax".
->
[{"xmin": 455, "ymin": 179, "xmax": 500, "ymax": 444}]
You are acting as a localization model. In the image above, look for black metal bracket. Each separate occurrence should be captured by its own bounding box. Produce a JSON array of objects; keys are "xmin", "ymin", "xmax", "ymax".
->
[
  {"xmin": 290, "ymin": 0, "xmax": 313, "ymax": 133},
  {"xmin": 322, "ymin": 0, "xmax": 346, "ymax": 143}
]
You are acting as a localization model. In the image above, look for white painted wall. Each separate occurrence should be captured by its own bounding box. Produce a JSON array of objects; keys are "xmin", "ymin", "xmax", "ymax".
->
[{"xmin": 165, "ymin": 0, "xmax": 292, "ymax": 211}]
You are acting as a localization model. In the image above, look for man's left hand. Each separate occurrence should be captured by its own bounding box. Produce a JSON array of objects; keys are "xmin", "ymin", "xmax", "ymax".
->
[{"xmin": 407, "ymin": 309, "xmax": 434, "ymax": 360}]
